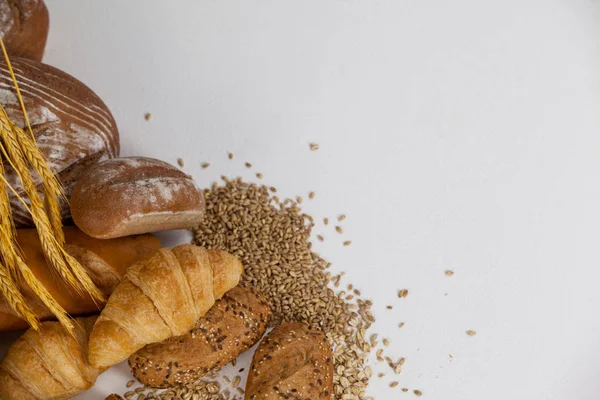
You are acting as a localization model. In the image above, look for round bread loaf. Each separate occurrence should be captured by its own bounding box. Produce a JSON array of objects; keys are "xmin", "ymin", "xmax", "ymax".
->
[
  {"xmin": 245, "ymin": 322, "xmax": 334, "ymax": 400},
  {"xmin": 0, "ymin": 57, "xmax": 120, "ymax": 227},
  {"xmin": 70, "ymin": 157, "xmax": 205, "ymax": 239},
  {"xmin": 130, "ymin": 286, "xmax": 271, "ymax": 388},
  {"xmin": 0, "ymin": 0, "xmax": 49, "ymax": 61}
]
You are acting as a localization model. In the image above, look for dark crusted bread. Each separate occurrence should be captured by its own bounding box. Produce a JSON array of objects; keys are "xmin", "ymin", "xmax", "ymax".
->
[{"xmin": 245, "ymin": 322, "xmax": 333, "ymax": 400}]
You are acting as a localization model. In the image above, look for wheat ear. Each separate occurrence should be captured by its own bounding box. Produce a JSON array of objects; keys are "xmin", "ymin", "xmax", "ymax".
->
[
  {"xmin": 0, "ymin": 111, "xmax": 104, "ymax": 302},
  {"xmin": 0, "ymin": 262, "xmax": 38, "ymax": 329}
]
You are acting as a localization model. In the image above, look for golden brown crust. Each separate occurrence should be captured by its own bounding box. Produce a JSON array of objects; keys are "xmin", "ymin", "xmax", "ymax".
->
[
  {"xmin": 0, "ymin": 0, "xmax": 49, "ymax": 61},
  {"xmin": 0, "ymin": 227, "xmax": 161, "ymax": 331},
  {"xmin": 130, "ymin": 285, "xmax": 271, "ymax": 388},
  {"xmin": 0, "ymin": 316, "xmax": 103, "ymax": 400},
  {"xmin": 71, "ymin": 157, "xmax": 205, "ymax": 239},
  {"xmin": 245, "ymin": 322, "xmax": 334, "ymax": 400},
  {"xmin": 88, "ymin": 244, "xmax": 244, "ymax": 369}
]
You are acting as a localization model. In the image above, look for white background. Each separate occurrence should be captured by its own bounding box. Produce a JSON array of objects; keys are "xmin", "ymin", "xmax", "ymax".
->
[{"xmin": 1, "ymin": 1, "xmax": 600, "ymax": 399}]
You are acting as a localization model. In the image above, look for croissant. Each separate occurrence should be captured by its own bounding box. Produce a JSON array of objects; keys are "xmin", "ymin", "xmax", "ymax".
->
[
  {"xmin": 0, "ymin": 316, "xmax": 103, "ymax": 400},
  {"xmin": 88, "ymin": 244, "xmax": 243, "ymax": 368}
]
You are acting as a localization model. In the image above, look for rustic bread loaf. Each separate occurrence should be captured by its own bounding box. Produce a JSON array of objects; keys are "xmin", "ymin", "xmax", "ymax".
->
[
  {"xmin": 71, "ymin": 157, "xmax": 205, "ymax": 239},
  {"xmin": 130, "ymin": 285, "xmax": 271, "ymax": 388},
  {"xmin": 245, "ymin": 322, "xmax": 334, "ymax": 400},
  {"xmin": 0, "ymin": 0, "xmax": 49, "ymax": 61},
  {"xmin": 0, "ymin": 57, "xmax": 120, "ymax": 227},
  {"xmin": 0, "ymin": 226, "xmax": 161, "ymax": 331}
]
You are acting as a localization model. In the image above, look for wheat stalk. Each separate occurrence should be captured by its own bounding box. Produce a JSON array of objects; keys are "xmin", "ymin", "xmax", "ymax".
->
[{"xmin": 0, "ymin": 37, "xmax": 104, "ymax": 331}]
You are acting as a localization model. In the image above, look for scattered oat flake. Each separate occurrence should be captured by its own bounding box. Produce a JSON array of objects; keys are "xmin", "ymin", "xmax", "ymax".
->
[
  {"xmin": 317, "ymin": 234, "xmax": 324, "ymax": 241},
  {"xmin": 177, "ymin": 158, "xmax": 184, "ymax": 167},
  {"xmin": 309, "ymin": 191, "xmax": 316, "ymax": 199},
  {"xmin": 245, "ymin": 162, "xmax": 252, "ymax": 168},
  {"xmin": 378, "ymin": 373, "xmax": 385, "ymax": 378},
  {"xmin": 338, "ymin": 214, "xmax": 347, "ymax": 221},
  {"xmin": 343, "ymin": 240, "xmax": 352, "ymax": 246},
  {"xmin": 335, "ymin": 226, "xmax": 343, "ymax": 234},
  {"xmin": 466, "ymin": 330, "xmax": 477, "ymax": 336},
  {"xmin": 126, "ymin": 380, "xmax": 135, "ymax": 388},
  {"xmin": 390, "ymin": 381, "xmax": 399, "ymax": 388},
  {"xmin": 386, "ymin": 305, "xmax": 393, "ymax": 310},
  {"xmin": 256, "ymin": 173, "xmax": 264, "ymax": 179},
  {"xmin": 402, "ymin": 388, "xmax": 409, "ymax": 392},
  {"xmin": 398, "ymin": 322, "xmax": 405, "ymax": 328},
  {"xmin": 201, "ymin": 162, "xmax": 210, "ymax": 169},
  {"xmin": 228, "ymin": 152, "xmax": 234, "ymax": 159},
  {"xmin": 414, "ymin": 389, "xmax": 423, "ymax": 396},
  {"xmin": 383, "ymin": 338, "xmax": 390, "ymax": 347},
  {"xmin": 445, "ymin": 270, "xmax": 454, "ymax": 276},
  {"xmin": 144, "ymin": 112, "xmax": 151, "ymax": 121},
  {"xmin": 324, "ymin": 217, "xmax": 329, "ymax": 225},
  {"xmin": 297, "ymin": 196, "xmax": 303, "ymax": 204},
  {"xmin": 398, "ymin": 289, "xmax": 409, "ymax": 298},
  {"xmin": 309, "ymin": 142, "xmax": 319, "ymax": 151}
]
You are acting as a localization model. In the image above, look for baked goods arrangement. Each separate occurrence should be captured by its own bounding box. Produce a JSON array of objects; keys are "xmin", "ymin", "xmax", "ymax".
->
[{"xmin": 0, "ymin": 3, "xmax": 393, "ymax": 400}]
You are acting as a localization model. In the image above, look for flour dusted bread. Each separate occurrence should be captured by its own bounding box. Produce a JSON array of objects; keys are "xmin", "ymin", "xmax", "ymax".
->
[
  {"xmin": 0, "ymin": 227, "xmax": 161, "ymax": 331},
  {"xmin": 0, "ymin": 57, "xmax": 120, "ymax": 227},
  {"xmin": 0, "ymin": 316, "xmax": 103, "ymax": 400},
  {"xmin": 130, "ymin": 286, "xmax": 271, "ymax": 388},
  {"xmin": 88, "ymin": 244, "xmax": 243, "ymax": 368},
  {"xmin": 71, "ymin": 157, "xmax": 205, "ymax": 239},
  {"xmin": 245, "ymin": 322, "xmax": 334, "ymax": 400},
  {"xmin": 0, "ymin": 0, "xmax": 49, "ymax": 61}
]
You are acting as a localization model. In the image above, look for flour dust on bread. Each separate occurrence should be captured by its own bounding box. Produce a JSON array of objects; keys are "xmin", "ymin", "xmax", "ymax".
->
[
  {"xmin": 71, "ymin": 157, "xmax": 205, "ymax": 239},
  {"xmin": 0, "ymin": 57, "xmax": 119, "ymax": 227},
  {"xmin": 0, "ymin": 0, "xmax": 49, "ymax": 61}
]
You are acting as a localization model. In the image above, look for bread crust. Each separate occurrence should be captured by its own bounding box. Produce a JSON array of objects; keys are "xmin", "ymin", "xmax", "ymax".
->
[
  {"xmin": 0, "ymin": 227, "xmax": 161, "ymax": 331},
  {"xmin": 0, "ymin": 57, "xmax": 120, "ymax": 227},
  {"xmin": 245, "ymin": 322, "xmax": 334, "ymax": 400},
  {"xmin": 71, "ymin": 157, "xmax": 205, "ymax": 239},
  {"xmin": 0, "ymin": 0, "xmax": 49, "ymax": 61},
  {"xmin": 130, "ymin": 285, "xmax": 271, "ymax": 388}
]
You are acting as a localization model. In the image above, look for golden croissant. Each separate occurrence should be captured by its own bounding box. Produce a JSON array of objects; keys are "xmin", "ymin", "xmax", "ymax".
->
[
  {"xmin": 0, "ymin": 316, "xmax": 102, "ymax": 400},
  {"xmin": 88, "ymin": 244, "xmax": 243, "ymax": 368}
]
